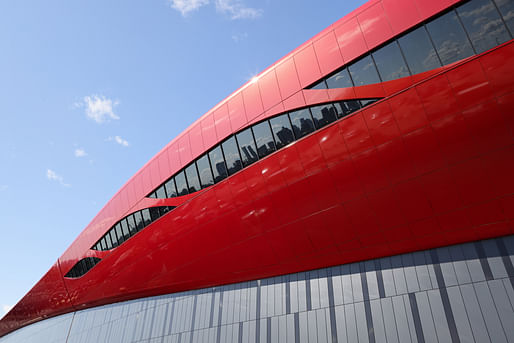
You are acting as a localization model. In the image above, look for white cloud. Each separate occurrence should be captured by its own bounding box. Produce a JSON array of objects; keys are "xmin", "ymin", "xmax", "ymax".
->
[
  {"xmin": 2, "ymin": 305, "xmax": 12, "ymax": 315},
  {"xmin": 79, "ymin": 95, "xmax": 120, "ymax": 124},
  {"xmin": 215, "ymin": 0, "xmax": 262, "ymax": 19},
  {"xmin": 231, "ymin": 32, "xmax": 248, "ymax": 43},
  {"xmin": 74, "ymin": 148, "xmax": 87, "ymax": 157},
  {"xmin": 46, "ymin": 169, "xmax": 71, "ymax": 187},
  {"xmin": 169, "ymin": 0, "xmax": 262, "ymax": 19},
  {"xmin": 108, "ymin": 136, "xmax": 130, "ymax": 147},
  {"xmin": 169, "ymin": 0, "xmax": 209, "ymax": 16}
]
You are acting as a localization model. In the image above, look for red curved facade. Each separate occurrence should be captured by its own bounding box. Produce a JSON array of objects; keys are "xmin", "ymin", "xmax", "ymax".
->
[{"xmin": 1, "ymin": 0, "xmax": 513, "ymax": 337}]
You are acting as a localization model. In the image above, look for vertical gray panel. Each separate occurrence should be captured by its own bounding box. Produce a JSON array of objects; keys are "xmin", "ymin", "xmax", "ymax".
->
[
  {"xmin": 462, "ymin": 243, "xmax": 487, "ymax": 282},
  {"xmin": 503, "ymin": 278, "xmax": 514, "ymax": 309},
  {"xmin": 269, "ymin": 316, "xmax": 278, "ymax": 343},
  {"xmin": 445, "ymin": 286, "xmax": 475, "ymax": 343},
  {"xmin": 233, "ymin": 286, "xmax": 241, "ymax": 324},
  {"xmin": 261, "ymin": 280, "xmax": 268, "ymax": 319},
  {"xmin": 437, "ymin": 247, "xmax": 459, "ymax": 287},
  {"xmin": 240, "ymin": 284, "xmax": 249, "ymax": 323},
  {"xmin": 332, "ymin": 267, "xmax": 344, "ymax": 306},
  {"xmin": 284, "ymin": 314, "xmax": 294, "ymax": 343},
  {"xmin": 341, "ymin": 265, "xmax": 354, "ymax": 303},
  {"xmin": 319, "ymin": 270, "xmax": 330, "ymax": 309},
  {"xmin": 402, "ymin": 254, "xmax": 421, "ymax": 293},
  {"xmin": 380, "ymin": 257, "xmax": 397, "ymax": 297},
  {"xmin": 474, "ymin": 281, "xmax": 508, "ymax": 343},
  {"xmin": 370, "ymin": 299, "xmax": 387, "ymax": 343},
  {"xmin": 276, "ymin": 278, "xmax": 285, "ymax": 317},
  {"xmin": 335, "ymin": 305, "xmax": 348, "ymax": 343},
  {"xmin": 290, "ymin": 274, "xmax": 299, "ymax": 314},
  {"xmin": 426, "ymin": 290, "xmax": 452, "ymax": 343},
  {"xmin": 306, "ymin": 274, "xmax": 313, "ymax": 311},
  {"xmin": 415, "ymin": 292, "xmax": 438, "ymax": 343},
  {"xmin": 345, "ymin": 304, "xmax": 359, "ymax": 343},
  {"xmin": 351, "ymin": 263, "xmax": 364, "ymax": 302},
  {"xmin": 483, "ymin": 240, "xmax": 508, "ymax": 279},
  {"xmin": 449, "ymin": 245, "xmax": 472, "ymax": 285},
  {"xmin": 413, "ymin": 251, "xmax": 433, "ymax": 291},
  {"xmin": 297, "ymin": 275, "xmax": 308, "ymax": 313},
  {"xmin": 307, "ymin": 310, "xmax": 318, "ymax": 343},
  {"xmin": 250, "ymin": 283, "xmax": 258, "ymax": 322},
  {"xmin": 316, "ymin": 309, "xmax": 328, "ymax": 343},
  {"xmin": 299, "ymin": 312, "xmax": 308, "ymax": 343},
  {"xmin": 365, "ymin": 261, "xmax": 380, "ymax": 300},
  {"xmin": 489, "ymin": 280, "xmax": 514, "ymax": 340},
  {"xmin": 212, "ymin": 291, "xmax": 220, "ymax": 328},
  {"xmin": 381, "ymin": 297, "xmax": 400, "ymax": 343},
  {"xmin": 401, "ymin": 295, "xmax": 419, "ymax": 343},
  {"xmin": 460, "ymin": 283, "xmax": 491, "ymax": 343},
  {"xmin": 391, "ymin": 256, "xmax": 408, "ymax": 295},
  {"xmin": 268, "ymin": 279, "xmax": 276, "ymax": 317},
  {"xmin": 354, "ymin": 302, "xmax": 370, "ymax": 343}
]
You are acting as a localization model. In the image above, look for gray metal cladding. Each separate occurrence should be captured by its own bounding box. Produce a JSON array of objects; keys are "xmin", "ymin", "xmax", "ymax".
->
[{"xmin": 2, "ymin": 235, "xmax": 514, "ymax": 343}]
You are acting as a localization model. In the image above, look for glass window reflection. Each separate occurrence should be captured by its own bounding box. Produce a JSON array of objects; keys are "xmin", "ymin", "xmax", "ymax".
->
[
  {"xmin": 165, "ymin": 179, "xmax": 177, "ymax": 198},
  {"xmin": 334, "ymin": 100, "xmax": 361, "ymax": 118},
  {"xmin": 494, "ymin": 0, "xmax": 514, "ymax": 33},
  {"xmin": 208, "ymin": 146, "xmax": 228, "ymax": 183},
  {"xmin": 155, "ymin": 185, "xmax": 166, "ymax": 199},
  {"xmin": 236, "ymin": 128, "xmax": 259, "ymax": 167},
  {"xmin": 310, "ymin": 104, "xmax": 337, "ymax": 129},
  {"xmin": 289, "ymin": 108, "xmax": 315, "ymax": 139},
  {"xmin": 134, "ymin": 211, "xmax": 144, "ymax": 231},
  {"xmin": 174, "ymin": 171, "xmax": 189, "ymax": 196},
  {"xmin": 185, "ymin": 164, "xmax": 201, "ymax": 193},
  {"xmin": 426, "ymin": 10, "xmax": 474, "ymax": 64},
  {"xmin": 372, "ymin": 41, "xmax": 410, "ymax": 81},
  {"xmin": 222, "ymin": 137, "xmax": 243, "ymax": 175},
  {"xmin": 457, "ymin": 0, "xmax": 510, "ymax": 54},
  {"xmin": 398, "ymin": 26, "xmax": 442, "ymax": 74},
  {"xmin": 348, "ymin": 55, "xmax": 381, "ymax": 86},
  {"xmin": 270, "ymin": 114, "xmax": 295, "ymax": 149},
  {"xmin": 196, "ymin": 154, "xmax": 214, "ymax": 188},
  {"xmin": 252, "ymin": 121, "xmax": 276, "ymax": 159},
  {"xmin": 326, "ymin": 68, "xmax": 353, "ymax": 88}
]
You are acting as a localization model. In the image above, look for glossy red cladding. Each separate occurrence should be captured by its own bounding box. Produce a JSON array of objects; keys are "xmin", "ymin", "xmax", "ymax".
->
[{"xmin": 2, "ymin": 0, "xmax": 514, "ymax": 338}]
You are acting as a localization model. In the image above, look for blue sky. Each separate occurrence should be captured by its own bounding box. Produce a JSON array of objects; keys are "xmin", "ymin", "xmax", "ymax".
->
[{"xmin": 0, "ymin": 0, "xmax": 367, "ymax": 317}]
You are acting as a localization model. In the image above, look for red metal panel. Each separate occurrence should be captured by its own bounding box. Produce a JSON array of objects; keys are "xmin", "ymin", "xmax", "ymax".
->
[
  {"xmin": 389, "ymin": 88, "xmax": 429, "ymax": 134},
  {"xmin": 242, "ymin": 82, "xmax": 264, "ymax": 122},
  {"xmin": 431, "ymin": 112, "xmax": 477, "ymax": 163},
  {"xmin": 282, "ymin": 91, "xmax": 306, "ymax": 111},
  {"xmin": 357, "ymin": 2, "xmax": 393, "ymax": 50},
  {"xmin": 213, "ymin": 103, "xmax": 232, "ymax": 140},
  {"xmin": 480, "ymin": 42, "xmax": 514, "ymax": 97},
  {"xmin": 275, "ymin": 57, "xmax": 301, "ymax": 100},
  {"xmin": 294, "ymin": 134, "xmax": 327, "ymax": 177},
  {"xmin": 394, "ymin": 178, "xmax": 433, "ymax": 222},
  {"xmin": 450, "ymin": 157, "xmax": 496, "ymax": 207},
  {"xmin": 420, "ymin": 168, "xmax": 463, "ymax": 214},
  {"xmin": 303, "ymin": 89, "xmax": 330, "ymax": 105},
  {"xmin": 317, "ymin": 123, "xmax": 350, "ymax": 167},
  {"xmin": 446, "ymin": 59, "xmax": 494, "ymax": 111},
  {"xmin": 403, "ymin": 125, "xmax": 446, "ymax": 175},
  {"xmin": 334, "ymin": 17, "xmax": 368, "ymax": 64},
  {"xmin": 178, "ymin": 134, "xmax": 192, "ymax": 167},
  {"xmin": 157, "ymin": 151, "xmax": 171, "ymax": 182},
  {"xmin": 377, "ymin": 138, "xmax": 417, "ymax": 186},
  {"xmin": 201, "ymin": 114, "xmax": 217, "ymax": 150},
  {"xmin": 308, "ymin": 168, "xmax": 340, "ymax": 210},
  {"xmin": 166, "ymin": 143, "xmax": 181, "ymax": 175},
  {"xmin": 353, "ymin": 147, "xmax": 390, "ymax": 193},
  {"xmin": 294, "ymin": 44, "xmax": 322, "ymax": 88},
  {"xmin": 416, "ymin": 74, "xmax": 459, "ymax": 122},
  {"xmin": 313, "ymin": 31, "xmax": 345, "ymax": 75},
  {"xmin": 339, "ymin": 112, "xmax": 374, "ymax": 155},
  {"xmin": 368, "ymin": 187, "xmax": 407, "ymax": 230},
  {"xmin": 189, "ymin": 123, "xmax": 205, "ymax": 159},
  {"xmin": 362, "ymin": 100, "xmax": 400, "ymax": 146},
  {"xmin": 497, "ymin": 92, "xmax": 514, "ymax": 140},
  {"xmin": 382, "ymin": 0, "xmax": 422, "ymax": 35},
  {"xmin": 258, "ymin": 70, "xmax": 282, "ymax": 112},
  {"xmin": 414, "ymin": 0, "xmax": 461, "ymax": 20},
  {"xmin": 228, "ymin": 93, "xmax": 247, "ymax": 132}
]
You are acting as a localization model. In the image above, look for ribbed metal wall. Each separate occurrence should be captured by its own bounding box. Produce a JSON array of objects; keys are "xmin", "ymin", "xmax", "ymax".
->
[{"xmin": 2, "ymin": 235, "xmax": 514, "ymax": 343}]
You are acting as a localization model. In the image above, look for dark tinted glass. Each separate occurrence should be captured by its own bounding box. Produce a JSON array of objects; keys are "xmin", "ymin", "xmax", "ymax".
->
[
  {"xmin": 270, "ymin": 114, "xmax": 295, "ymax": 149},
  {"xmin": 209, "ymin": 146, "xmax": 228, "ymax": 183},
  {"xmin": 115, "ymin": 223, "xmax": 124, "ymax": 244},
  {"xmin": 105, "ymin": 234, "xmax": 113, "ymax": 249},
  {"xmin": 398, "ymin": 26, "xmax": 442, "ymax": 74},
  {"xmin": 326, "ymin": 68, "xmax": 353, "ymax": 88},
  {"xmin": 165, "ymin": 179, "xmax": 177, "ymax": 198},
  {"xmin": 134, "ymin": 211, "xmax": 144, "ymax": 231},
  {"xmin": 372, "ymin": 41, "xmax": 410, "ymax": 81},
  {"xmin": 185, "ymin": 164, "xmax": 200, "ymax": 193},
  {"xmin": 141, "ymin": 208, "xmax": 152, "ymax": 226},
  {"xmin": 159, "ymin": 206, "xmax": 170, "ymax": 216},
  {"xmin": 196, "ymin": 155, "xmax": 214, "ymax": 188},
  {"xmin": 110, "ymin": 230, "xmax": 118, "ymax": 248},
  {"xmin": 310, "ymin": 103, "xmax": 337, "ymax": 129},
  {"xmin": 457, "ymin": 0, "xmax": 510, "ymax": 53},
  {"xmin": 495, "ymin": 0, "xmax": 514, "ymax": 33},
  {"xmin": 222, "ymin": 137, "xmax": 243, "ymax": 175},
  {"xmin": 311, "ymin": 80, "xmax": 328, "ymax": 89},
  {"xmin": 149, "ymin": 207, "xmax": 160, "ymax": 221},
  {"xmin": 174, "ymin": 171, "xmax": 189, "ymax": 196},
  {"xmin": 236, "ymin": 128, "xmax": 259, "ymax": 167},
  {"xmin": 426, "ymin": 10, "xmax": 474, "ymax": 64},
  {"xmin": 252, "ymin": 121, "xmax": 276, "ymax": 159},
  {"xmin": 100, "ymin": 238, "xmax": 106, "ymax": 251},
  {"xmin": 155, "ymin": 185, "xmax": 166, "ymax": 198},
  {"xmin": 334, "ymin": 100, "xmax": 361, "ymax": 118},
  {"xmin": 348, "ymin": 55, "xmax": 381, "ymax": 86},
  {"xmin": 120, "ymin": 219, "xmax": 130, "ymax": 240},
  {"xmin": 289, "ymin": 108, "xmax": 315, "ymax": 139},
  {"xmin": 127, "ymin": 214, "xmax": 137, "ymax": 235},
  {"xmin": 360, "ymin": 99, "xmax": 379, "ymax": 107}
]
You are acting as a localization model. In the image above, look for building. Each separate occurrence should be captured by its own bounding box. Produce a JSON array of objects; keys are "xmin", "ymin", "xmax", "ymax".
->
[{"xmin": 1, "ymin": 0, "xmax": 514, "ymax": 341}]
